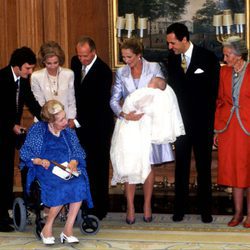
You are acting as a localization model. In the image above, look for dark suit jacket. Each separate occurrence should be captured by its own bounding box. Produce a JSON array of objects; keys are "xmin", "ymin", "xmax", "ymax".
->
[
  {"xmin": 0, "ymin": 65, "xmax": 41, "ymax": 219},
  {"xmin": 71, "ymin": 56, "xmax": 114, "ymax": 145},
  {"xmin": 71, "ymin": 55, "xmax": 114, "ymax": 219},
  {"xmin": 167, "ymin": 45, "xmax": 220, "ymax": 136},
  {"xmin": 0, "ymin": 65, "xmax": 41, "ymax": 134}
]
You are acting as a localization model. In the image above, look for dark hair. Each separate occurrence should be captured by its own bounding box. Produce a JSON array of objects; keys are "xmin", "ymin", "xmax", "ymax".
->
[
  {"xmin": 9, "ymin": 46, "xmax": 36, "ymax": 67},
  {"xmin": 166, "ymin": 23, "xmax": 190, "ymax": 42},
  {"xmin": 76, "ymin": 36, "xmax": 96, "ymax": 51},
  {"xmin": 120, "ymin": 37, "xmax": 143, "ymax": 55},
  {"xmin": 38, "ymin": 41, "xmax": 65, "ymax": 68}
]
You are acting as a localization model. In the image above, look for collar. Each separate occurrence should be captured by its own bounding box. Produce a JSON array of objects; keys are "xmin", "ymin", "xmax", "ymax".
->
[
  {"xmin": 11, "ymin": 66, "xmax": 20, "ymax": 82},
  {"xmin": 83, "ymin": 54, "xmax": 97, "ymax": 73},
  {"xmin": 183, "ymin": 42, "xmax": 193, "ymax": 60}
]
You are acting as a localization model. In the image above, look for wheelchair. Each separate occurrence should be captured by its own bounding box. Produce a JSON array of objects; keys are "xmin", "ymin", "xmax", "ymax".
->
[{"xmin": 12, "ymin": 167, "xmax": 100, "ymax": 239}]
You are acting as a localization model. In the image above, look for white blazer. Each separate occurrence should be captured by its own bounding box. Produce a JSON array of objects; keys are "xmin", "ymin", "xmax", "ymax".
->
[{"xmin": 31, "ymin": 67, "xmax": 76, "ymax": 119}]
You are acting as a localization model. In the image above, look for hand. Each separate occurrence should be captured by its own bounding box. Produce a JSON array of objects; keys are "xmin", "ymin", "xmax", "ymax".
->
[
  {"xmin": 68, "ymin": 119, "xmax": 75, "ymax": 129},
  {"xmin": 122, "ymin": 111, "xmax": 144, "ymax": 121},
  {"xmin": 32, "ymin": 158, "xmax": 50, "ymax": 169},
  {"xmin": 13, "ymin": 124, "xmax": 26, "ymax": 135},
  {"xmin": 213, "ymin": 134, "xmax": 218, "ymax": 148},
  {"xmin": 68, "ymin": 160, "xmax": 78, "ymax": 173}
]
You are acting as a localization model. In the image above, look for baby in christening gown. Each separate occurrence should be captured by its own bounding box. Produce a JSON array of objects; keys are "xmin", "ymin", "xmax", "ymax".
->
[{"xmin": 110, "ymin": 77, "xmax": 185, "ymax": 185}]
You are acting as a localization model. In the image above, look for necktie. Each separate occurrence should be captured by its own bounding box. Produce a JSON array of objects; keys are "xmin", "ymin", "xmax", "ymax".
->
[
  {"xmin": 181, "ymin": 54, "xmax": 187, "ymax": 73},
  {"xmin": 15, "ymin": 79, "xmax": 20, "ymax": 112},
  {"xmin": 81, "ymin": 66, "xmax": 86, "ymax": 82}
]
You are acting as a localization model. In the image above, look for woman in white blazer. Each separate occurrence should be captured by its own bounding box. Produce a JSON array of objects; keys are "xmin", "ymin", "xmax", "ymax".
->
[
  {"xmin": 110, "ymin": 38, "xmax": 174, "ymax": 224},
  {"xmin": 31, "ymin": 41, "xmax": 76, "ymax": 128}
]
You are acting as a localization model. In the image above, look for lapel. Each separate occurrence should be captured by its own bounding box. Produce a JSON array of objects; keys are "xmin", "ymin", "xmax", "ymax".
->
[
  {"xmin": 82, "ymin": 57, "xmax": 98, "ymax": 81},
  {"xmin": 186, "ymin": 45, "xmax": 199, "ymax": 75},
  {"xmin": 121, "ymin": 65, "xmax": 137, "ymax": 92},
  {"xmin": 137, "ymin": 58, "xmax": 154, "ymax": 88},
  {"xmin": 186, "ymin": 46, "xmax": 195, "ymax": 75}
]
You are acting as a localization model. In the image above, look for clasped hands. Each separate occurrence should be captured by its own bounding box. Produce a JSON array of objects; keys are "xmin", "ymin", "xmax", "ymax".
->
[{"xmin": 32, "ymin": 158, "xmax": 78, "ymax": 173}]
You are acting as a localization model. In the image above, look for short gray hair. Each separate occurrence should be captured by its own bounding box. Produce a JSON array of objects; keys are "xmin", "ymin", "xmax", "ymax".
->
[{"xmin": 222, "ymin": 37, "xmax": 248, "ymax": 60}]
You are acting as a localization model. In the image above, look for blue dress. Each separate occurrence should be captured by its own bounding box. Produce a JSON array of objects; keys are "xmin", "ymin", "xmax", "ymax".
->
[{"xmin": 20, "ymin": 122, "xmax": 93, "ymax": 208}]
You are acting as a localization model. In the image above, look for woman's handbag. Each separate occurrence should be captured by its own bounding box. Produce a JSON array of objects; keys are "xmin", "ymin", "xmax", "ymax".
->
[
  {"xmin": 52, "ymin": 166, "xmax": 72, "ymax": 180},
  {"xmin": 51, "ymin": 161, "xmax": 80, "ymax": 180}
]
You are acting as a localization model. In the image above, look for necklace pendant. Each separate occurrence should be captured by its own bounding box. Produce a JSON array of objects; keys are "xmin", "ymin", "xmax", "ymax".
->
[{"xmin": 54, "ymin": 91, "xmax": 58, "ymax": 96}]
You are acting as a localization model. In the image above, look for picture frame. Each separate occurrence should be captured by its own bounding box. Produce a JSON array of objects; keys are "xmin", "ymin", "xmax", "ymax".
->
[{"xmin": 108, "ymin": 0, "xmax": 249, "ymax": 70}]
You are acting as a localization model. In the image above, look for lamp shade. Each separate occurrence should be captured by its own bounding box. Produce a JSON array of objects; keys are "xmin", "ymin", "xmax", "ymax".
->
[
  {"xmin": 213, "ymin": 15, "xmax": 222, "ymax": 26},
  {"xmin": 116, "ymin": 16, "xmax": 125, "ymax": 29},
  {"xmin": 234, "ymin": 13, "xmax": 245, "ymax": 25},
  {"xmin": 137, "ymin": 17, "xmax": 148, "ymax": 29},
  {"xmin": 125, "ymin": 13, "xmax": 135, "ymax": 30},
  {"xmin": 223, "ymin": 14, "xmax": 233, "ymax": 26},
  {"xmin": 223, "ymin": 9, "xmax": 232, "ymax": 15}
]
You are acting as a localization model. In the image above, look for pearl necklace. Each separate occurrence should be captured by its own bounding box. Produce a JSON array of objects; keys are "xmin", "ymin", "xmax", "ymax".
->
[
  {"xmin": 233, "ymin": 61, "xmax": 245, "ymax": 78},
  {"xmin": 46, "ymin": 70, "xmax": 59, "ymax": 96}
]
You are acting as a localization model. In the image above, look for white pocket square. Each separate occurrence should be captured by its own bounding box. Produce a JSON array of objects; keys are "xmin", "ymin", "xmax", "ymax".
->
[{"xmin": 194, "ymin": 68, "xmax": 204, "ymax": 74}]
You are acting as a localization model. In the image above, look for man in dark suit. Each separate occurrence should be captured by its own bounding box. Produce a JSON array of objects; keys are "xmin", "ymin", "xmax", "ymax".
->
[
  {"xmin": 71, "ymin": 36, "xmax": 114, "ymax": 220},
  {"xmin": 166, "ymin": 23, "xmax": 220, "ymax": 223},
  {"xmin": 0, "ymin": 47, "xmax": 41, "ymax": 232}
]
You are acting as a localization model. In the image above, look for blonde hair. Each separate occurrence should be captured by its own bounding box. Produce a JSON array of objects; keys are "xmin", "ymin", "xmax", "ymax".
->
[
  {"xmin": 41, "ymin": 100, "xmax": 64, "ymax": 122},
  {"xmin": 38, "ymin": 41, "xmax": 65, "ymax": 68},
  {"xmin": 120, "ymin": 37, "xmax": 143, "ymax": 55}
]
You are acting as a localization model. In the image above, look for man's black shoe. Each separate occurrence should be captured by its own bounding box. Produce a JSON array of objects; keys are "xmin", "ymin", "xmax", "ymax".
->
[
  {"xmin": 172, "ymin": 214, "xmax": 184, "ymax": 222},
  {"xmin": 0, "ymin": 223, "xmax": 15, "ymax": 232},
  {"xmin": 201, "ymin": 214, "xmax": 213, "ymax": 223}
]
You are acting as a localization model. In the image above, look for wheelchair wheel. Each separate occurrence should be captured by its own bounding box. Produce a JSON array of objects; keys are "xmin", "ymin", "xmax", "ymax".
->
[
  {"xmin": 13, "ymin": 197, "xmax": 27, "ymax": 232},
  {"xmin": 79, "ymin": 214, "xmax": 100, "ymax": 235}
]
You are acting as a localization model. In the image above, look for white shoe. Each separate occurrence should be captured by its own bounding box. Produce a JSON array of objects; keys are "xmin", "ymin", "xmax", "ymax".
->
[
  {"xmin": 60, "ymin": 232, "xmax": 79, "ymax": 243},
  {"xmin": 40, "ymin": 232, "xmax": 55, "ymax": 245}
]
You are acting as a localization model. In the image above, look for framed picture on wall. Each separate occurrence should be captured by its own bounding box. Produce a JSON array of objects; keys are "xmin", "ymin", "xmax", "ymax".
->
[{"xmin": 108, "ymin": 0, "xmax": 249, "ymax": 69}]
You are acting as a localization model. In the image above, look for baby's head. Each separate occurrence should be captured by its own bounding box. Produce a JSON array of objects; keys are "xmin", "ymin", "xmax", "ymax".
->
[{"xmin": 148, "ymin": 77, "xmax": 166, "ymax": 90}]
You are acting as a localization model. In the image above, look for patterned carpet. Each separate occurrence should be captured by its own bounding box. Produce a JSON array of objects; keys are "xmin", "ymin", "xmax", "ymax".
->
[{"xmin": 0, "ymin": 213, "xmax": 250, "ymax": 250}]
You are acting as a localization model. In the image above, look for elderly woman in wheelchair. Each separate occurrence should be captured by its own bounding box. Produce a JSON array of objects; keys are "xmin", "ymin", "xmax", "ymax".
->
[{"xmin": 20, "ymin": 100, "xmax": 93, "ymax": 245}]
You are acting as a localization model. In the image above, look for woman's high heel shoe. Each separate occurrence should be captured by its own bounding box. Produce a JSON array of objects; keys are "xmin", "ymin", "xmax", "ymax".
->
[
  {"xmin": 143, "ymin": 206, "xmax": 152, "ymax": 223},
  {"xmin": 227, "ymin": 216, "xmax": 244, "ymax": 227},
  {"xmin": 243, "ymin": 221, "xmax": 250, "ymax": 228},
  {"xmin": 40, "ymin": 233, "xmax": 55, "ymax": 245},
  {"xmin": 60, "ymin": 232, "xmax": 79, "ymax": 243},
  {"xmin": 143, "ymin": 215, "xmax": 153, "ymax": 223},
  {"xmin": 125, "ymin": 217, "xmax": 135, "ymax": 225},
  {"xmin": 126, "ymin": 207, "xmax": 135, "ymax": 225}
]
